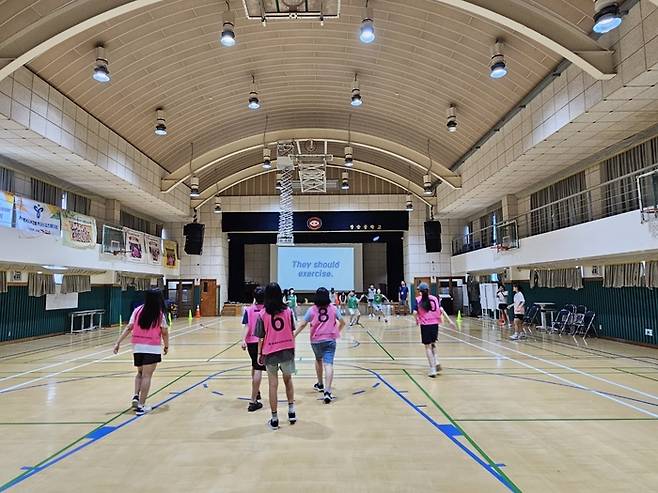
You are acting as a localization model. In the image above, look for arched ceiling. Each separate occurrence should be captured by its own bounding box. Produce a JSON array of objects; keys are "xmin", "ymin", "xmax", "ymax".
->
[{"xmin": 2, "ymin": 0, "xmax": 614, "ymax": 196}]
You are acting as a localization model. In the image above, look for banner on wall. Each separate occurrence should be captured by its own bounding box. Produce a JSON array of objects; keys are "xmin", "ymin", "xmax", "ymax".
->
[
  {"xmin": 163, "ymin": 239, "xmax": 178, "ymax": 268},
  {"xmin": 0, "ymin": 191, "xmax": 14, "ymax": 228},
  {"xmin": 146, "ymin": 235, "xmax": 162, "ymax": 266},
  {"xmin": 15, "ymin": 197, "xmax": 61, "ymax": 235},
  {"xmin": 61, "ymin": 210, "xmax": 97, "ymax": 249},
  {"xmin": 124, "ymin": 228, "xmax": 145, "ymax": 263}
]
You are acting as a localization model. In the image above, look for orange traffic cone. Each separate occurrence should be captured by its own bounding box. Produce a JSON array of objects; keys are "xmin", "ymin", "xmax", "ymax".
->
[{"xmin": 195, "ymin": 305, "xmax": 201, "ymax": 319}]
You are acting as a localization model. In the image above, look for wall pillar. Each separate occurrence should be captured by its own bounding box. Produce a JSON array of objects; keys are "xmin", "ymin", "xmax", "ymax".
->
[
  {"xmin": 585, "ymin": 165, "xmax": 602, "ymax": 220},
  {"xmin": 106, "ymin": 199, "xmax": 121, "ymax": 224}
]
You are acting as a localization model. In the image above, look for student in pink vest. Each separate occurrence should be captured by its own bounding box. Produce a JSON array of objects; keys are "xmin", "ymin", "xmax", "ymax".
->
[
  {"xmin": 241, "ymin": 286, "xmax": 266, "ymax": 412},
  {"xmin": 412, "ymin": 282, "xmax": 455, "ymax": 378},
  {"xmin": 113, "ymin": 290, "xmax": 169, "ymax": 415},
  {"xmin": 254, "ymin": 282, "xmax": 297, "ymax": 430},
  {"xmin": 294, "ymin": 287, "xmax": 345, "ymax": 404}
]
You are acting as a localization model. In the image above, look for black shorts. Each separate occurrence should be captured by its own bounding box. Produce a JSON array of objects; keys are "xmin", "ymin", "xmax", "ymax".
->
[
  {"xmin": 420, "ymin": 324, "xmax": 439, "ymax": 345},
  {"xmin": 247, "ymin": 343, "xmax": 266, "ymax": 371},
  {"xmin": 498, "ymin": 303, "xmax": 508, "ymax": 311},
  {"xmin": 133, "ymin": 353, "xmax": 161, "ymax": 367},
  {"xmin": 514, "ymin": 314, "xmax": 524, "ymax": 320}
]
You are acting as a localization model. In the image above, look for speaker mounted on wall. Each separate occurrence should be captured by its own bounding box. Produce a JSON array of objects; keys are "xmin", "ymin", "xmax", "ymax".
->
[
  {"xmin": 424, "ymin": 220, "xmax": 442, "ymax": 253},
  {"xmin": 183, "ymin": 222, "xmax": 205, "ymax": 255}
]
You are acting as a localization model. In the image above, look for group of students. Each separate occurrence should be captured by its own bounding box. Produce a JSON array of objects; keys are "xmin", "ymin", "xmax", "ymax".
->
[
  {"xmin": 496, "ymin": 283, "xmax": 527, "ymax": 340},
  {"xmin": 112, "ymin": 281, "xmax": 454, "ymax": 426}
]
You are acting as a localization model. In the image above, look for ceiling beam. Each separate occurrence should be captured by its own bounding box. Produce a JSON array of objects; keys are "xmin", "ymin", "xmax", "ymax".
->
[{"xmin": 160, "ymin": 129, "xmax": 462, "ymax": 192}]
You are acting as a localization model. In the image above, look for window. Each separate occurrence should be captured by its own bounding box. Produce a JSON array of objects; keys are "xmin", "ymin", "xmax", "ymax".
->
[
  {"xmin": 530, "ymin": 172, "xmax": 588, "ymax": 235},
  {"xmin": 0, "ymin": 167, "xmax": 14, "ymax": 192},
  {"xmin": 31, "ymin": 178, "xmax": 63, "ymax": 206},
  {"xmin": 121, "ymin": 210, "xmax": 154, "ymax": 235},
  {"xmin": 64, "ymin": 192, "xmax": 90, "ymax": 215}
]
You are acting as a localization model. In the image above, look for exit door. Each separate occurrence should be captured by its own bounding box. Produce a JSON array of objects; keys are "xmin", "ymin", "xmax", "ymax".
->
[{"xmin": 200, "ymin": 279, "xmax": 217, "ymax": 316}]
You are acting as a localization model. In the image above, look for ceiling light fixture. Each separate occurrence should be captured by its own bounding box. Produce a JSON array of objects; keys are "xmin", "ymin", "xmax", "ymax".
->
[
  {"xmin": 263, "ymin": 148, "xmax": 272, "ymax": 169},
  {"xmin": 220, "ymin": 1, "xmax": 236, "ymax": 47},
  {"xmin": 424, "ymin": 139, "xmax": 434, "ymax": 196},
  {"xmin": 92, "ymin": 44, "xmax": 110, "ymax": 83},
  {"xmin": 489, "ymin": 40, "xmax": 508, "ymax": 79},
  {"xmin": 447, "ymin": 104, "xmax": 458, "ymax": 133},
  {"xmin": 341, "ymin": 171, "xmax": 350, "ymax": 190},
  {"xmin": 359, "ymin": 1, "xmax": 375, "ymax": 43},
  {"xmin": 213, "ymin": 194, "xmax": 222, "ymax": 214},
  {"xmin": 248, "ymin": 74, "xmax": 260, "ymax": 110},
  {"xmin": 275, "ymin": 171, "xmax": 282, "ymax": 191},
  {"xmin": 593, "ymin": 1, "xmax": 623, "ymax": 34},
  {"xmin": 351, "ymin": 74, "xmax": 363, "ymax": 107},
  {"xmin": 405, "ymin": 193, "xmax": 413, "ymax": 211},
  {"xmin": 154, "ymin": 108, "xmax": 167, "ymax": 136},
  {"xmin": 344, "ymin": 146, "xmax": 354, "ymax": 167},
  {"xmin": 190, "ymin": 175, "xmax": 200, "ymax": 198}
]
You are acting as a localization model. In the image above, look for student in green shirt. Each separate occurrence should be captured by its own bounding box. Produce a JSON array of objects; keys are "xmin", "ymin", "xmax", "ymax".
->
[
  {"xmin": 373, "ymin": 289, "xmax": 389, "ymax": 323},
  {"xmin": 347, "ymin": 290, "xmax": 361, "ymax": 326},
  {"xmin": 287, "ymin": 287, "xmax": 298, "ymax": 321}
]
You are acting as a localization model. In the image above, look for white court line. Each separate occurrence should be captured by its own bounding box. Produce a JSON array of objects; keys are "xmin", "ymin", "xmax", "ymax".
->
[
  {"xmin": 98, "ymin": 356, "xmax": 503, "ymax": 363},
  {"xmin": 440, "ymin": 328, "xmax": 658, "ymax": 419},
  {"xmin": 0, "ymin": 321, "xmax": 216, "ymax": 394}
]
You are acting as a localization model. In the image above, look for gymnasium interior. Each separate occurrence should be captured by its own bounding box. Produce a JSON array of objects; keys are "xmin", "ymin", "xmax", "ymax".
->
[{"xmin": 1, "ymin": 0, "xmax": 658, "ymax": 491}]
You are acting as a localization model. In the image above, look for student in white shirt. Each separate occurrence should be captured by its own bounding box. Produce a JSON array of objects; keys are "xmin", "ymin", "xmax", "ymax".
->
[{"xmin": 509, "ymin": 284, "xmax": 526, "ymax": 340}]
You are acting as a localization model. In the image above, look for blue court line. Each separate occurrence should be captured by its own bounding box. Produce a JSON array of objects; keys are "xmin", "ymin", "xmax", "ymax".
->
[
  {"xmin": 358, "ymin": 367, "xmax": 517, "ymax": 493},
  {"xmin": 169, "ymin": 392, "xmax": 181, "ymax": 395},
  {"xmin": 211, "ymin": 391, "xmax": 223, "ymax": 396},
  {"xmin": 0, "ymin": 365, "xmax": 247, "ymax": 492},
  {"xmin": 352, "ymin": 390, "xmax": 366, "ymax": 395},
  {"xmin": 416, "ymin": 404, "xmax": 427, "ymax": 408},
  {"xmin": 372, "ymin": 382, "xmax": 381, "ymax": 388}
]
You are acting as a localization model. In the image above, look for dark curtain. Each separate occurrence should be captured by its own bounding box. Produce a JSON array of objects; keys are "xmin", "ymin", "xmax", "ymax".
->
[
  {"xmin": 31, "ymin": 178, "xmax": 62, "ymax": 206},
  {"xmin": 0, "ymin": 167, "xmax": 14, "ymax": 192},
  {"xmin": 531, "ymin": 172, "xmax": 588, "ymax": 234},
  {"xmin": 67, "ymin": 192, "xmax": 90, "ymax": 215}
]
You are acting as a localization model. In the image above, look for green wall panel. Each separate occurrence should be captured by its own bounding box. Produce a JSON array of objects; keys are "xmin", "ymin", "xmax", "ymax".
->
[{"xmin": 519, "ymin": 280, "xmax": 658, "ymax": 346}]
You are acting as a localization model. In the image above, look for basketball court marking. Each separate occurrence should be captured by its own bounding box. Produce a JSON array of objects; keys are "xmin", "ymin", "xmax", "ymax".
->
[{"xmin": 439, "ymin": 330, "xmax": 658, "ymax": 418}]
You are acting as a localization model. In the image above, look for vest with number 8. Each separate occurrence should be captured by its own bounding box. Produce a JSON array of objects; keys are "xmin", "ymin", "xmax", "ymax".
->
[
  {"xmin": 261, "ymin": 307, "xmax": 295, "ymax": 355},
  {"xmin": 308, "ymin": 304, "xmax": 340, "ymax": 343}
]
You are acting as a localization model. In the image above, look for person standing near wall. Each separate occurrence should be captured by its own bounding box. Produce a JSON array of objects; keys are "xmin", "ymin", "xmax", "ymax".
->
[
  {"xmin": 287, "ymin": 287, "xmax": 298, "ymax": 321},
  {"xmin": 496, "ymin": 284, "xmax": 510, "ymax": 328},
  {"xmin": 295, "ymin": 287, "xmax": 345, "ymax": 404},
  {"xmin": 254, "ymin": 283, "xmax": 297, "ymax": 430},
  {"xmin": 509, "ymin": 284, "xmax": 526, "ymax": 341},
  {"xmin": 398, "ymin": 281, "xmax": 409, "ymax": 316},
  {"xmin": 113, "ymin": 289, "xmax": 169, "ymax": 415},
  {"xmin": 412, "ymin": 283, "xmax": 455, "ymax": 378},
  {"xmin": 241, "ymin": 286, "xmax": 266, "ymax": 412}
]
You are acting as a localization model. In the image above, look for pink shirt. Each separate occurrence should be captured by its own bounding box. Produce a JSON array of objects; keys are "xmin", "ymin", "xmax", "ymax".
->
[
  {"xmin": 244, "ymin": 304, "xmax": 264, "ymax": 344},
  {"xmin": 130, "ymin": 306, "xmax": 165, "ymax": 353},
  {"xmin": 261, "ymin": 307, "xmax": 295, "ymax": 356},
  {"xmin": 415, "ymin": 295, "xmax": 442, "ymax": 326},
  {"xmin": 308, "ymin": 304, "xmax": 340, "ymax": 343}
]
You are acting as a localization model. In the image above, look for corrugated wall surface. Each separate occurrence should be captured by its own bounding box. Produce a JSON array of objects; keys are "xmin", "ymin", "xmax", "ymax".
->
[
  {"xmin": 0, "ymin": 286, "xmax": 144, "ymax": 342},
  {"xmin": 519, "ymin": 280, "xmax": 658, "ymax": 346}
]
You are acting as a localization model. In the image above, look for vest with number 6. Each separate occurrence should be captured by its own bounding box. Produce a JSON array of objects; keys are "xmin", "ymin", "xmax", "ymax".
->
[
  {"xmin": 416, "ymin": 295, "xmax": 442, "ymax": 326},
  {"xmin": 245, "ymin": 304, "xmax": 264, "ymax": 344},
  {"xmin": 262, "ymin": 308, "xmax": 295, "ymax": 355},
  {"xmin": 309, "ymin": 304, "xmax": 340, "ymax": 343}
]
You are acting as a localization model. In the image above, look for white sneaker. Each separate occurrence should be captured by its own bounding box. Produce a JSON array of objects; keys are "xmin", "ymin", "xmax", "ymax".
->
[
  {"xmin": 510, "ymin": 333, "xmax": 520, "ymax": 341},
  {"xmin": 428, "ymin": 368, "xmax": 437, "ymax": 378},
  {"xmin": 135, "ymin": 405, "xmax": 152, "ymax": 416}
]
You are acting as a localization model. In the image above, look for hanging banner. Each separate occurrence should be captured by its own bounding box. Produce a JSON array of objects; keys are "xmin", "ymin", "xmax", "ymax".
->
[
  {"xmin": 61, "ymin": 210, "xmax": 97, "ymax": 249},
  {"xmin": 146, "ymin": 235, "xmax": 162, "ymax": 266},
  {"xmin": 0, "ymin": 191, "xmax": 14, "ymax": 228},
  {"xmin": 15, "ymin": 197, "xmax": 61, "ymax": 235},
  {"xmin": 163, "ymin": 240, "xmax": 178, "ymax": 268},
  {"xmin": 124, "ymin": 228, "xmax": 145, "ymax": 263}
]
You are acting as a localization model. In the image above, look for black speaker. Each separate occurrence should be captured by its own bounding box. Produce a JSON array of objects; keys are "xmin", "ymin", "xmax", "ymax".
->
[
  {"xmin": 183, "ymin": 222, "xmax": 205, "ymax": 255},
  {"xmin": 424, "ymin": 220, "xmax": 442, "ymax": 253}
]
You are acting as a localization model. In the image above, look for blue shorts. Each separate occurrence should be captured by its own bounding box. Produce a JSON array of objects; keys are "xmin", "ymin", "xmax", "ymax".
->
[{"xmin": 311, "ymin": 340, "xmax": 337, "ymax": 365}]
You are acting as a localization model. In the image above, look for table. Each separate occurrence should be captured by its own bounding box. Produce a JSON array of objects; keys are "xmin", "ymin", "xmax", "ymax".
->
[
  {"xmin": 534, "ymin": 302, "xmax": 556, "ymax": 330},
  {"xmin": 69, "ymin": 310, "xmax": 104, "ymax": 334}
]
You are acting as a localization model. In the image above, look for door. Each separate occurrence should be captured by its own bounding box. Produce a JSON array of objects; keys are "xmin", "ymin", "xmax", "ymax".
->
[
  {"xmin": 200, "ymin": 279, "xmax": 217, "ymax": 316},
  {"xmin": 177, "ymin": 281, "xmax": 194, "ymax": 318}
]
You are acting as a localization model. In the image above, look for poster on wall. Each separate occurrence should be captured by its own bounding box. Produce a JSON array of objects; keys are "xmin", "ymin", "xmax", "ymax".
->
[
  {"xmin": 61, "ymin": 210, "xmax": 97, "ymax": 249},
  {"xmin": 146, "ymin": 235, "xmax": 162, "ymax": 265},
  {"xmin": 163, "ymin": 239, "xmax": 178, "ymax": 268},
  {"xmin": 124, "ymin": 228, "xmax": 145, "ymax": 262},
  {"xmin": 0, "ymin": 191, "xmax": 14, "ymax": 228},
  {"xmin": 15, "ymin": 197, "xmax": 61, "ymax": 235}
]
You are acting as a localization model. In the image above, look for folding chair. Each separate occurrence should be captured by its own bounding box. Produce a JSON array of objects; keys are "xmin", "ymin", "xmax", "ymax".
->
[
  {"xmin": 548, "ymin": 308, "xmax": 570, "ymax": 334},
  {"xmin": 577, "ymin": 311, "xmax": 597, "ymax": 339},
  {"xmin": 521, "ymin": 305, "xmax": 540, "ymax": 335},
  {"xmin": 569, "ymin": 305, "xmax": 587, "ymax": 335}
]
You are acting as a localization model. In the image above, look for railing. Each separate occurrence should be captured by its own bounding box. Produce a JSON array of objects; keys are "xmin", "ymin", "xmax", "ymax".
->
[{"xmin": 452, "ymin": 163, "xmax": 658, "ymax": 256}]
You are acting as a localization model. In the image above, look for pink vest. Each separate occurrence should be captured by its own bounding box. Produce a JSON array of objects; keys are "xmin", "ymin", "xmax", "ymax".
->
[
  {"xmin": 261, "ymin": 307, "xmax": 295, "ymax": 355},
  {"xmin": 130, "ymin": 306, "xmax": 163, "ymax": 346},
  {"xmin": 244, "ymin": 304, "xmax": 264, "ymax": 344},
  {"xmin": 308, "ymin": 304, "xmax": 340, "ymax": 343},
  {"xmin": 416, "ymin": 295, "xmax": 442, "ymax": 326}
]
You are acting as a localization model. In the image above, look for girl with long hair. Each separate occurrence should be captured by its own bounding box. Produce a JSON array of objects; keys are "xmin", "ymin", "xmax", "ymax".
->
[
  {"xmin": 412, "ymin": 283, "xmax": 455, "ymax": 378},
  {"xmin": 241, "ymin": 286, "xmax": 266, "ymax": 412},
  {"xmin": 254, "ymin": 282, "xmax": 297, "ymax": 430},
  {"xmin": 295, "ymin": 287, "xmax": 345, "ymax": 404},
  {"xmin": 114, "ymin": 289, "xmax": 170, "ymax": 415}
]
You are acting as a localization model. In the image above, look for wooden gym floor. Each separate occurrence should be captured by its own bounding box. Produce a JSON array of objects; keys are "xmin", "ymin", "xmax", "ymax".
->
[{"xmin": 1, "ymin": 315, "xmax": 658, "ymax": 492}]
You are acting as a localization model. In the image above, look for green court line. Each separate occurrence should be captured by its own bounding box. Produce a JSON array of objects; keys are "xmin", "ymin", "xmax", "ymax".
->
[
  {"xmin": 365, "ymin": 331, "xmax": 395, "ymax": 360},
  {"xmin": 0, "ymin": 422, "xmax": 106, "ymax": 426},
  {"xmin": 0, "ymin": 370, "xmax": 191, "ymax": 490},
  {"xmin": 613, "ymin": 368, "xmax": 658, "ymax": 383},
  {"xmin": 205, "ymin": 339, "xmax": 241, "ymax": 362},
  {"xmin": 454, "ymin": 417, "xmax": 658, "ymax": 422},
  {"xmin": 403, "ymin": 369, "xmax": 522, "ymax": 493}
]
